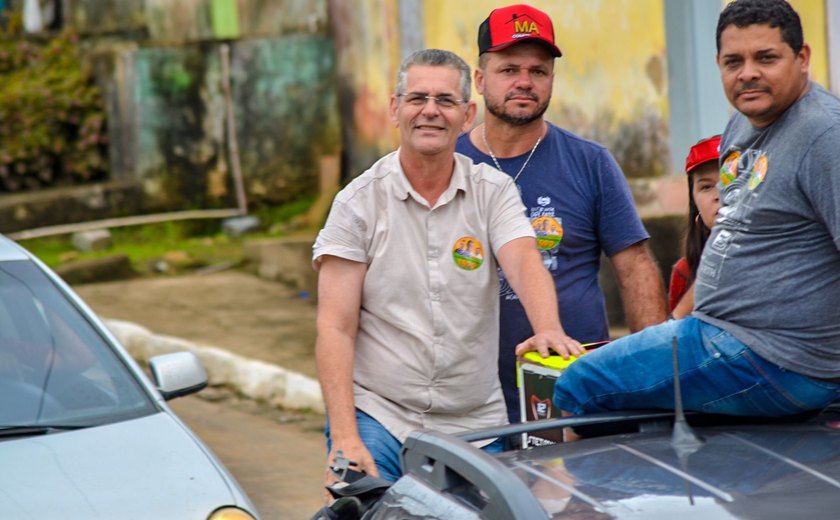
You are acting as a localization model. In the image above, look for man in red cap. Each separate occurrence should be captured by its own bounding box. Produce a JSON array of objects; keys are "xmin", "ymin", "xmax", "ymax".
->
[{"xmin": 456, "ymin": 4, "xmax": 667, "ymax": 424}]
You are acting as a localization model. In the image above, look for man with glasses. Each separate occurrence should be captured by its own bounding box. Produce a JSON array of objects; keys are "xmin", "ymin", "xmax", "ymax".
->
[{"xmin": 313, "ymin": 48, "xmax": 580, "ymax": 486}]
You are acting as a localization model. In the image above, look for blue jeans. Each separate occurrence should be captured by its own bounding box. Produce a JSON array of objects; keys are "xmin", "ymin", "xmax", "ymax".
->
[
  {"xmin": 325, "ymin": 409, "xmax": 504, "ymax": 482},
  {"xmin": 553, "ymin": 317, "xmax": 840, "ymax": 417}
]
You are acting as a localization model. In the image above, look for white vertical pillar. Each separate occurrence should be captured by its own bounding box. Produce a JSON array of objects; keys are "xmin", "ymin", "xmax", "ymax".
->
[
  {"xmin": 399, "ymin": 1, "xmax": 424, "ymax": 61},
  {"xmin": 826, "ymin": 0, "xmax": 840, "ymax": 96},
  {"xmin": 664, "ymin": 0, "xmax": 730, "ymax": 174}
]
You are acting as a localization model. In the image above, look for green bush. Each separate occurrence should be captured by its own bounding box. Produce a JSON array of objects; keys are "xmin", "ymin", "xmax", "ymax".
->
[{"xmin": 0, "ymin": 15, "xmax": 107, "ymax": 191}]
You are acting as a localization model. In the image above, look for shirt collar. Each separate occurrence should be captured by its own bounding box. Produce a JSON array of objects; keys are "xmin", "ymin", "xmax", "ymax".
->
[{"xmin": 390, "ymin": 148, "xmax": 467, "ymax": 206}]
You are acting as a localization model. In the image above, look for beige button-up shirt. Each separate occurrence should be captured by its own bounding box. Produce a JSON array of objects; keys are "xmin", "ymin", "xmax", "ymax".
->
[{"xmin": 313, "ymin": 150, "xmax": 534, "ymax": 442}]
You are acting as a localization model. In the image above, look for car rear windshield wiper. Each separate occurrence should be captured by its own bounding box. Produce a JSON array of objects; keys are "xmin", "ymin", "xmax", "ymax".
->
[{"xmin": 0, "ymin": 424, "xmax": 87, "ymax": 438}]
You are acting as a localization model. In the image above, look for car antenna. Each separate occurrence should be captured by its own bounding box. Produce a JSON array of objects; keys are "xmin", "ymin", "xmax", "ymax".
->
[{"xmin": 671, "ymin": 335, "xmax": 704, "ymax": 505}]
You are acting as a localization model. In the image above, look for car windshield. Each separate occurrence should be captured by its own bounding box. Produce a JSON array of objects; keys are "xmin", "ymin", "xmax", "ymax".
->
[{"xmin": 0, "ymin": 260, "xmax": 157, "ymax": 429}]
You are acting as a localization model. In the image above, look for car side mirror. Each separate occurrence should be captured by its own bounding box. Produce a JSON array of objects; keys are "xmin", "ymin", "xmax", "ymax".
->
[{"xmin": 148, "ymin": 351, "xmax": 208, "ymax": 400}]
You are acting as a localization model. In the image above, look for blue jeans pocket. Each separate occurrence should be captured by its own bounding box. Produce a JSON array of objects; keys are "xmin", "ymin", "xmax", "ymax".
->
[
  {"xmin": 701, "ymin": 380, "xmax": 797, "ymax": 416},
  {"xmin": 697, "ymin": 325, "xmax": 745, "ymax": 363},
  {"xmin": 697, "ymin": 327, "xmax": 838, "ymax": 416}
]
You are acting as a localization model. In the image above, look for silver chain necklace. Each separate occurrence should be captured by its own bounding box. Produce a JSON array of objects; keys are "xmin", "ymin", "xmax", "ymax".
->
[{"xmin": 481, "ymin": 123, "xmax": 542, "ymax": 183}]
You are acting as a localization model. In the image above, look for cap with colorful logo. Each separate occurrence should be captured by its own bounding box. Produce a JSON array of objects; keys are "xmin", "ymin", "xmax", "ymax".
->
[
  {"xmin": 685, "ymin": 135, "xmax": 721, "ymax": 174},
  {"xmin": 478, "ymin": 4, "xmax": 562, "ymax": 57}
]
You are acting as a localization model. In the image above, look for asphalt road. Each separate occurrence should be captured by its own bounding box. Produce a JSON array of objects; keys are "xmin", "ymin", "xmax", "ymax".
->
[{"xmin": 170, "ymin": 392, "xmax": 327, "ymax": 520}]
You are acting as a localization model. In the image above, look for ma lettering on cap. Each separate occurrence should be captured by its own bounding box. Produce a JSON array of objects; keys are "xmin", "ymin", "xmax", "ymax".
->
[{"xmin": 478, "ymin": 4, "xmax": 563, "ymax": 57}]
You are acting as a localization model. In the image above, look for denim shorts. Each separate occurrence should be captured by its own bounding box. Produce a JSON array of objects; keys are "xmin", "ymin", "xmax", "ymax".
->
[
  {"xmin": 553, "ymin": 317, "xmax": 840, "ymax": 417},
  {"xmin": 326, "ymin": 409, "xmax": 505, "ymax": 482}
]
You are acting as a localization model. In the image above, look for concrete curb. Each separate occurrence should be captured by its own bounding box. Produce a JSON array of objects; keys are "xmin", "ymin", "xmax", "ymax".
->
[{"xmin": 105, "ymin": 319, "xmax": 325, "ymax": 414}]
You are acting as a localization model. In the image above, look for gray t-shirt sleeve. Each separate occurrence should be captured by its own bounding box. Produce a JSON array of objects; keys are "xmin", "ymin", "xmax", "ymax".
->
[{"xmin": 800, "ymin": 126, "xmax": 840, "ymax": 251}]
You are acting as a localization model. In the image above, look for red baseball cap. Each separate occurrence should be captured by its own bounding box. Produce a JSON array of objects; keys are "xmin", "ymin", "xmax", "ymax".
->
[
  {"xmin": 478, "ymin": 4, "xmax": 562, "ymax": 57},
  {"xmin": 685, "ymin": 135, "xmax": 721, "ymax": 174}
]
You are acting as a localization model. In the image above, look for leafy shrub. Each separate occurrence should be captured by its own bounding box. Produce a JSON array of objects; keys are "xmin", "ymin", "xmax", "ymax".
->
[{"xmin": 0, "ymin": 14, "xmax": 107, "ymax": 191}]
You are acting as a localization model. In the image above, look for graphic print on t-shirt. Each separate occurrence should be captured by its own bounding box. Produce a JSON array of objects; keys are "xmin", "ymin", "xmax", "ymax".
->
[
  {"xmin": 699, "ymin": 146, "xmax": 769, "ymax": 290},
  {"xmin": 452, "ymin": 236, "xmax": 484, "ymax": 271},
  {"xmin": 747, "ymin": 155, "xmax": 769, "ymax": 190},
  {"xmin": 530, "ymin": 199, "xmax": 563, "ymax": 272},
  {"xmin": 721, "ymin": 150, "xmax": 739, "ymax": 187},
  {"xmin": 533, "ymin": 215, "xmax": 563, "ymax": 251},
  {"xmin": 500, "ymin": 196, "xmax": 563, "ymax": 300}
]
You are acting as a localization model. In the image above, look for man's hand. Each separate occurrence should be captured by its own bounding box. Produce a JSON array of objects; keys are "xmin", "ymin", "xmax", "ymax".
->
[
  {"xmin": 496, "ymin": 238, "xmax": 583, "ymax": 359},
  {"xmin": 515, "ymin": 330, "xmax": 583, "ymax": 358},
  {"xmin": 323, "ymin": 438, "xmax": 378, "ymax": 503}
]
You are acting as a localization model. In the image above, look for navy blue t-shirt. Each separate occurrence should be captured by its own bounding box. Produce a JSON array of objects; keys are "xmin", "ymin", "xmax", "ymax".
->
[{"xmin": 456, "ymin": 123, "xmax": 648, "ymax": 422}]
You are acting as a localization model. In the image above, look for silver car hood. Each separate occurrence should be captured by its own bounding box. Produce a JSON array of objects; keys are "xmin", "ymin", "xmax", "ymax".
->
[
  {"xmin": 499, "ymin": 422, "xmax": 840, "ymax": 519},
  {"xmin": 0, "ymin": 412, "xmax": 244, "ymax": 519}
]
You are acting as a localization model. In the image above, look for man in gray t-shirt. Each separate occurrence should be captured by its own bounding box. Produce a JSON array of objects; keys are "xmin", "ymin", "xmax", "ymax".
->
[
  {"xmin": 551, "ymin": 0, "xmax": 840, "ymax": 423},
  {"xmin": 694, "ymin": 82, "xmax": 840, "ymax": 380}
]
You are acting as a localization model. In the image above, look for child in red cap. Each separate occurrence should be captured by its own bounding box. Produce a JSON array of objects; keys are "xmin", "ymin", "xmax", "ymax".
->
[{"xmin": 669, "ymin": 135, "xmax": 721, "ymax": 318}]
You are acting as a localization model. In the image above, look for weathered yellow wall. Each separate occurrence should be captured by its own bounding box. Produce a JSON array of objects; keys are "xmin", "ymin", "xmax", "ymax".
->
[
  {"xmin": 424, "ymin": 0, "xmax": 668, "ymax": 124},
  {"xmin": 336, "ymin": 0, "xmax": 832, "ymax": 179},
  {"xmin": 328, "ymin": 0, "xmax": 402, "ymax": 176},
  {"xmin": 424, "ymin": 0, "xmax": 669, "ymax": 178},
  {"xmin": 788, "ymin": 0, "xmax": 828, "ymax": 86},
  {"xmin": 424, "ymin": 1, "xmax": 828, "ymax": 119}
]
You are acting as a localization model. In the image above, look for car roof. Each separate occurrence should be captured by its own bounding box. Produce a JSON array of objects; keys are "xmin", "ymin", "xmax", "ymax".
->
[
  {"xmin": 397, "ymin": 407, "xmax": 840, "ymax": 519},
  {"xmin": 497, "ymin": 417, "xmax": 840, "ymax": 518},
  {"xmin": 0, "ymin": 235, "xmax": 30, "ymax": 262}
]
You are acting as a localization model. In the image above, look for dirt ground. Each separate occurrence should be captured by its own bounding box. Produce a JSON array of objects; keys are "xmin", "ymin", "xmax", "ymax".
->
[{"xmin": 73, "ymin": 269, "xmax": 319, "ymax": 380}]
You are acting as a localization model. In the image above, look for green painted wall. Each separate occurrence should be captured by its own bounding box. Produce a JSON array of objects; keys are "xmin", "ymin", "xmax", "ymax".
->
[
  {"xmin": 110, "ymin": 35, "xmax": 339, "ymax": 209},
  {"xmin": 233, "ymin": 36, "xmax": 340, "ymax": 203},
  {"xmin": 132, "ymin": 45, "xmax": 225, "ymax": 208},
  {"xmin": 80, "ymin": 0, "xmax": 338, "ymax": 211}
]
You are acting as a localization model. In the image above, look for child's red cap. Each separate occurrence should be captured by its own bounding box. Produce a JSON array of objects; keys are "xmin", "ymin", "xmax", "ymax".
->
[{"xmin": 685, "ymin": 135, "xmax": 721, "ymax": 174}]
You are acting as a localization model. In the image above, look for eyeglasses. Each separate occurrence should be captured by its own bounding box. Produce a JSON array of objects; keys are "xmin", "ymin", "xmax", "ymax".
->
[{"xmin": 397, "ymin": 93, "xmax": 466, "ymax": 109}]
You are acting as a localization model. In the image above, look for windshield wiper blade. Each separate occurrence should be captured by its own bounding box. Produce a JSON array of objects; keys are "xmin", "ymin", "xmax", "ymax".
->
[{"xmin": 0, "ymin": 424, "xmax": 86, "ymax": 438}]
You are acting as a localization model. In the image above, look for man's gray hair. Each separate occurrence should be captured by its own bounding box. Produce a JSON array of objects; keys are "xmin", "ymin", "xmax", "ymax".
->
[{"xmin": 395, "ymin": 49, "xmax": 471, "ymax": 102}]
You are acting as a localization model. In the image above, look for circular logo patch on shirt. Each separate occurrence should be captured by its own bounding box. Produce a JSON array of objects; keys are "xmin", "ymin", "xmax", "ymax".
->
[
  {"xmin": 532, "ymin": 216, "xmax": 563, "ymax": 251},
  {"xmin": 720, "ymin": 151, "xmax": 740, "ymax": 187},
  {"xmin": 748, "ymin": 155, "xmax": 768, "ymax": 190},
  {"xmin": 452, "ymin": 236, "xmax": 484, "ymax": 271}
]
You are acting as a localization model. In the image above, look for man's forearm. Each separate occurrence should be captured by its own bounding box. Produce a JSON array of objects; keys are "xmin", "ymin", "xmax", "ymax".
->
[
  {"xmin": 500, "ymin": 241, "xmax": 563, "ymax": 333},
  {"xmin": 314, "ymin": 255, "xmax": 367, "ymax": 440},
  {"xmin": 516, "ymin": 258, "xmax": 563, "ymax": 334},
  {"xmin": 316, "ymin": 331, "xmax": 358, "ymax": 440},
  {"xmin": 671, "ymin": 283, "xmax": 695, "ymax": 320},
  {"xmin": 612, "ymin": 244, "xmax": 668, "ymax": 331}
]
